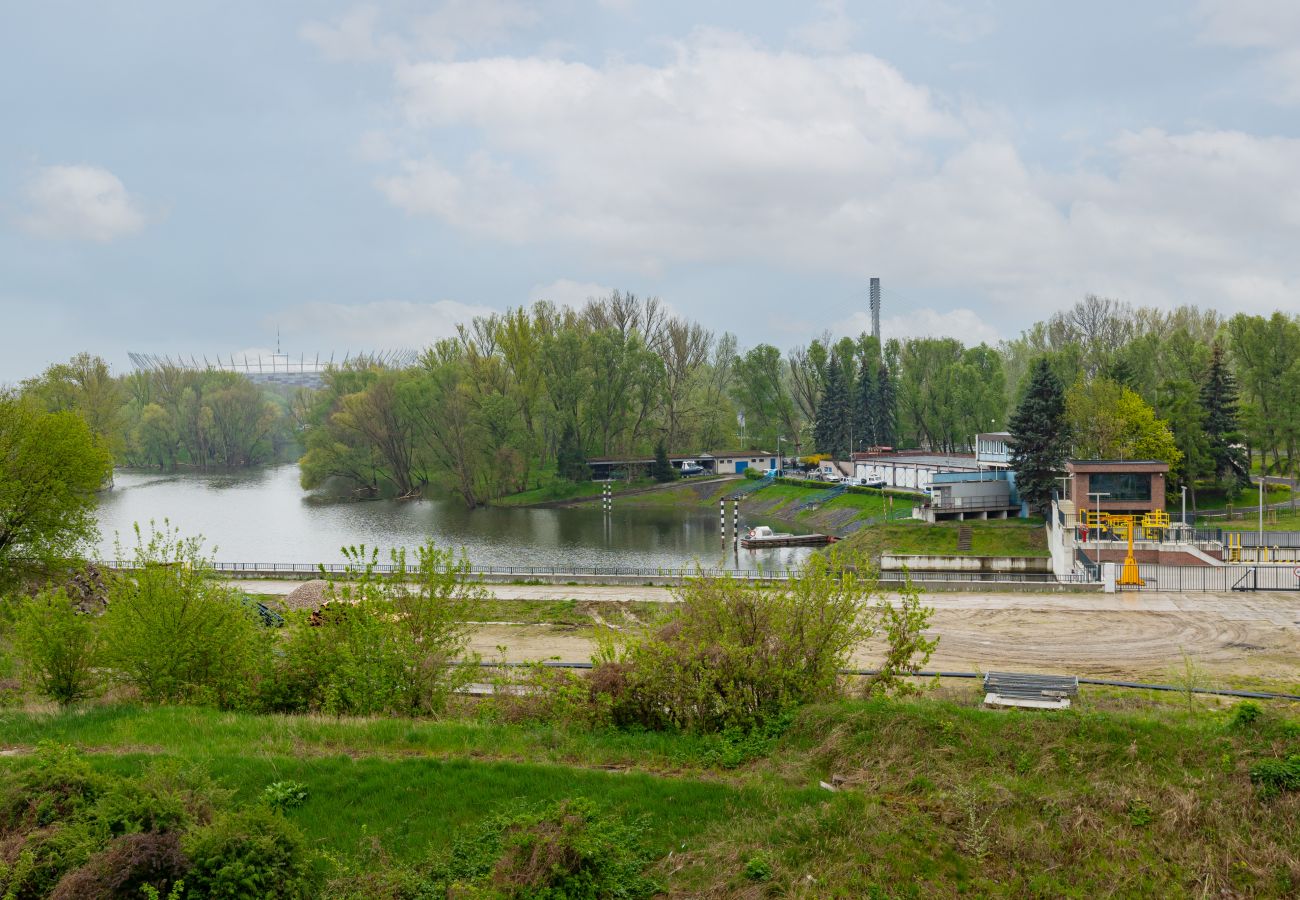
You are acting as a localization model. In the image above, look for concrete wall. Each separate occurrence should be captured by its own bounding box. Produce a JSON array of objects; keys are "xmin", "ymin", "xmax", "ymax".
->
[{"xmin": 880, "ymin": 553, "xmax": 1053, "ymax": 573}]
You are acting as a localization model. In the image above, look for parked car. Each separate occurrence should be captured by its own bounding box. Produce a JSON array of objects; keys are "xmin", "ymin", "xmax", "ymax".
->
[
  {"xmin": 819, "ymin": 471, "xmax": 844, "ymax": 483},
  {"xmin": 679, "ymin": 461, "xmax": 704, "ymax": 476},
  {"xmin": 855, "ymin": 475, "xmax": 887, "ymax": 488}
]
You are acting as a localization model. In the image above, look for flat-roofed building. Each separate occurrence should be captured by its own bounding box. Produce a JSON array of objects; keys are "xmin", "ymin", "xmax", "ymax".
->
[
  {"xmin": 975, "ymin": 432, "xmax": 1014, "ymax": 468},
  {"xmin": 1066, "ymin": 459, "xmax": 1169, "ymax": 517}
]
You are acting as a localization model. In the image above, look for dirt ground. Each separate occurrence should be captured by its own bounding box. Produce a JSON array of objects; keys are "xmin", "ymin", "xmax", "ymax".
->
[{"xmin": 233, "ymin": 580, "xmax": 1300, "ymax": 684}]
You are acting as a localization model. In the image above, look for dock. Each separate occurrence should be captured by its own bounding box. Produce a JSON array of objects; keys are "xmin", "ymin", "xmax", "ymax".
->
[{"xmin": 740, "ymin": 533, "xmax": 835, "ymax": 548}]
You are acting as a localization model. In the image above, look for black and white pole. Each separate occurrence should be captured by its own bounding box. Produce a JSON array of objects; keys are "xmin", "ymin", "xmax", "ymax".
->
[
  {"xmin": 720, "ymin": 498, "xmax": 726, "ymax": 544},
  {"xmin": 732, "ymin": 499, "xmax": 739, "ymax": 549}
]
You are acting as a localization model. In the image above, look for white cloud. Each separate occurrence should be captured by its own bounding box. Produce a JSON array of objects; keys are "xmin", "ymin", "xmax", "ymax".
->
[
  {"xmin": 334, "ymin": 25, "xmax": 1300, "ymax": 327},
  {"xmin": 528, "ymin": 279, "xmax": 616, "ymax": 308},
  {"xmin": 838, "ymin": 307, "xmax": 1000, "ymax": 345},
  {"xmin": 276, "ymin": 299, "xmax": 496, "ymax": 349},
  {"xmin": 1196, "ymin": 0, "xmax": 1300, "ymax": 102},
  {"xmin": 19, "ymin": 165, "xmax": 147, "ymax": 242}
]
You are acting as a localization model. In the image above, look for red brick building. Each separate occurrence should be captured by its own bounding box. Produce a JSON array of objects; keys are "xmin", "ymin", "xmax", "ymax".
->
[{"xmin": 1065, "ymin": 459, "xmax": 1168, "ymax": 516}]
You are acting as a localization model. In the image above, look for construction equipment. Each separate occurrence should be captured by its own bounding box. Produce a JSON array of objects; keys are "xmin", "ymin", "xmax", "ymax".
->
[
  {"xmin": 1108, "ymin": 515, "xmax": 1145, "ymax": 586},
  {"xmin": 1140, "ymin": 510, "xmax": 1170, "ymax": 541}
]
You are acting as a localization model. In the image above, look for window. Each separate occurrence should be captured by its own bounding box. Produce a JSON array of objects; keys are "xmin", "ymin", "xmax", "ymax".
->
[{"xmin": 1088, "ymin": 472, "xmax": 1151, "ymax": 502}]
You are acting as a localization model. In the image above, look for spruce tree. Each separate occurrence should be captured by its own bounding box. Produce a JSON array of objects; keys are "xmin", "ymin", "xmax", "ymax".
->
[
  {"xmin": 1201, "ymin": 342, "xmax": 1248, "ymax": 488},
  {"xmin": 651, "ymin": 439, "xmax": 676, "ymax": 482},
  {"xmin": 875, "ymin": 361, "xmax": 897, "ymax": 447},
  {"xmin": 814, "ymin": 356, "xmax": 852, "ymax": 457},
  {"xmin": 1008, "ymin": 357, "xmax": 1069, "ymax": 514},
  {"xmin": 855, "ymin": 357, "xmax": 878, "ymax": 447},
  {"xmin": 555, "ymin": 422, "xmax": 588, "ymax": 482}
]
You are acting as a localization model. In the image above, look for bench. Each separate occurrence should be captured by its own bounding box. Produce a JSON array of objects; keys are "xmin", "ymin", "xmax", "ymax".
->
[{"xmin": 983, "ymin": 672, "xmax": 1078, "ymax": 710}]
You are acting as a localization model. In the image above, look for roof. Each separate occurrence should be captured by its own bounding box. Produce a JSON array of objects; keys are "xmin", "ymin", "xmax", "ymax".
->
[
  {"xmin": 976, "ymin": 431, "xmax": 1013, "ymax": 441},
  {"xmin": 1067, "ymin": 459, "xmax": 1169, "ymax": 472},
  {"xmin": 586, "ymin": 450, "xmax": 773, "ymax": 464}
]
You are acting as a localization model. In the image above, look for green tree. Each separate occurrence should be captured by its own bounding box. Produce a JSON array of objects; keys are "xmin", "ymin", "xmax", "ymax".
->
[
  {"xmin": 1007, "ymin": 358, "xmax": 1069, "ymax": 514},
  {"xmin": 101, "ymin": 523, "xmax": 270, "ymax": 707},
  {"xmin": 555, "ymin": 422, "xmax": 588, "ymax": 482},
  {"xmin": 732, "ymin": 344, "xmax": 799, "ymax": 450},
  {"xmin": 651, "ymin": 439, "xmax": 676, "ymax": 483},
  {"xmin": 0, "ymin": 395, "xmax": 112, "ymax": 587},
  {"xmin": 1202, "ymin": 342, "xmax": 1249, "ymax": 489},
  {"xmin": 1066, "ymin": 377, "xmax": 1183, "ymax": 470},
  {"xmin": 813, "ymin": 354, "xmax": 852, "ymax": 457},
  {"xmin": 15, "ymin": 588, "xmax": 102, "ymax": 705}
]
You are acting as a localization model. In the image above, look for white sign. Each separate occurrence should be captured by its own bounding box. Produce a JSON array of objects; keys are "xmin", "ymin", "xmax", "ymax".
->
[{"xmin": 1294, "ymin": 566, "xmax": 1300, "ymax": 580}]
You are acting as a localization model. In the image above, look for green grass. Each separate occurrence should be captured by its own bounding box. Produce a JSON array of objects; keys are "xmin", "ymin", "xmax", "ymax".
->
[
  {"xmin": 842, "ymin": 518, "xmax": 1049, "ymax": 559},
  {"xmin": 1182, "ymin": 484, "xmax": 1292, "ymax": 512},
  {"xmin": 491, "ymin": 475, "xmax": 659, "ymax": 507},
  {"xmin": 4, "ymin": 694, "xmax": 1298, "ymax": 895},
  {"xmin": 1217, "ymin": 510, "xmax": 1300, "ymax": 531}
]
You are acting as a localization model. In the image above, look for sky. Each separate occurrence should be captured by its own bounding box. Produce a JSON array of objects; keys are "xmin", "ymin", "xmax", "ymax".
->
[{"xmin": 3, "ymin": 0, "xmax": 1300, "ymax": 382}]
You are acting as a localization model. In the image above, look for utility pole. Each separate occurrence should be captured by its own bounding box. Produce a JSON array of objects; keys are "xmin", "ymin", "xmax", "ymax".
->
[
  {"xmin": 1087, "ymin": 491, "xmax": 1110, "ymax": 565},
  {"xmin": 1259, "ymin": 474, "xmax": 1265, "ymax": 559}
]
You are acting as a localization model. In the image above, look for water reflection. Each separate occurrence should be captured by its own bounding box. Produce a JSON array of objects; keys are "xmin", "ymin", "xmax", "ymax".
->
[{"xmin": 94, "ymin": 466, "xmax": 811, "ymax": 573}]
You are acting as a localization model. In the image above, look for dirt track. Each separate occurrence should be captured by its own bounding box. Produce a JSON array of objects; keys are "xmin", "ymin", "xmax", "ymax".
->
[{"xmin": 235, "ymin": 580, "xmax": 1300, "ymax": 682}]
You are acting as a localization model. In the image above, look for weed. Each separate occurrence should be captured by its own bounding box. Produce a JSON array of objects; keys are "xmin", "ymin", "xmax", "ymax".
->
[
  {"xmin": 743, "ymin": 851, "xmax": 774, "ymax": 882},
  {"xmin": 1230, "ymin": 701, "xmax": 1263, "ymax": 729},
  {"xmin": 263, "ymin": 780, "xmax": 310, "ymax": 811},
  {"xmin": 1249, "ymin": 755, "xmax": 1300, "ymax": 799},
  {"xmin": 1125, "ymin": 798, "xmax": 1153, "ymax": 827}
]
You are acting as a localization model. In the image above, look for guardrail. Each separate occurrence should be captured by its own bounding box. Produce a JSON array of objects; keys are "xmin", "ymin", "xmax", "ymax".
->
[
  {"xmin": 929, "ymin": 494, "xmax": 1015, "ymax": 511},
  {"xmin": 98, "ymin": 559, "xmax": 1097, "ymax": 586}
]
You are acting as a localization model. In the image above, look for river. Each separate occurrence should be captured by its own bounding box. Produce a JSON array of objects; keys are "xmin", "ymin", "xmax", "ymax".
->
[{"xmin": 94, "ymin": 466, "xmax": 812, "ymax": 573}]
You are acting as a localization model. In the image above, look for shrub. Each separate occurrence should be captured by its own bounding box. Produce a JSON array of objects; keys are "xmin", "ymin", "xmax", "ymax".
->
[
  {"xmin": 269, "ymin": 542, "xmax": 483, "ymax": 716},
  {"xmin": 598, "ymin": 549, "xmax": 877, "ymax": 732},
  {"xmin": 49, "ymin": 831, "xmax": 189, "ymax": 900},
  {"xmin": 486, "ymin": 662, "xmax": 612, "ymax": 729},
  {"xmin": 1249, "ymin": 755, "xmax": 1300, "ymax": 800},
  {"xmin": 1230, "ymin": 701, "xmax": 1263, "ymax": 729},
  {"xmin": 262, "ymin": 781, "xmax": 309, "ymax": 812},
  {"xmin": 743, "ymin": 851, "xmax": 774, "ymax": 882},
  {"xmin": 426, "ymin": 798, "xmax": 661, "ymax": 899},
  {"xmin": 858, "ymin": 577, "xmax": 938, "ymax": 698},
  {"xmin": 13, "ymin": 587, "xmax": 102, "ymax": 705},
  {"xmin": 100, "ymin": 523, "xmax": 270, "ymax": 707},
  {"xmin": 0, "ymin": 742, "xmax": 106, "ymax": 832},
  {"xmin": 181, "ymin": 806, "xmax": 318, "ymax": 899}
]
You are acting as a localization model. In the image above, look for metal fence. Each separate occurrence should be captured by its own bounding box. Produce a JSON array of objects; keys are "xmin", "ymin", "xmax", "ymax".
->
[
  {"xmin": 1238, "ymin": 530, "xmax": 1300, "ymax": 548},
  {"xmin": 100, "ymin": 559, "xmax": 1096, "ymax": 586},
  {"xmin": 1126, "ymin": 563, "xmax": 1300, "ymax": 592}
]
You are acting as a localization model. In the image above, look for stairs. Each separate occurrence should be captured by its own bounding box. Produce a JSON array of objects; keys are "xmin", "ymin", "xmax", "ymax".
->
[{"xmin": 957, "ymin": 525, "xmax": 973, "ymax": 552}]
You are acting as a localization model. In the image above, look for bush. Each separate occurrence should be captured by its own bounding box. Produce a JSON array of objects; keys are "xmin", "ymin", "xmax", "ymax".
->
[
  {"xmin": 1249, "ymin": 754, "xmax": 1300, "ymax": 800},
  {"xmin": 182, "ymin": 806, "xmax": 317, "ymax": 899},
  {"xmin": 486, "ymin": 662, "xmax": 612, "ymax": 729},
  {"xmin": 1230, "ymin": 700, "xmax": 1263, "ymax": 729},
  {"xmin": 426, "ymin": 798, "xmax": 661, "ymax": 899},
  {"xmin": 598, "ymin": 549, "xmax": 877, "ymax": 733},
  {"xmin": 49, "ymin": 831, "xmax": 189, "ymax": 900},
  {"xmin": 14, "ymin": 587, "xmax": 102, "ymax": 705},
  {"xmin": 101, "ymin": 523, "xmax": 270, "ymax": 707},
  {"xmin": 268, "ymin": 542, "xmax": 484, "ymax": 716}
]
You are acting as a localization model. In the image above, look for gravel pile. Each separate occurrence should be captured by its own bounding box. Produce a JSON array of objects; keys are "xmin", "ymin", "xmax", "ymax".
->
[{"xmin": 282, "ymin": 579, "xmax": 330, "ymax": 611}]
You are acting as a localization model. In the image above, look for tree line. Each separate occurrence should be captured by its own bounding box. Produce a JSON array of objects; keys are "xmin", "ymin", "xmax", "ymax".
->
[{"xmin": 14, "ymin": 292, "xmax": 1300, "ymax": 509}]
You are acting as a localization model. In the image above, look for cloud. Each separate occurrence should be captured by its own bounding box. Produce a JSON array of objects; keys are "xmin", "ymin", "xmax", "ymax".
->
[
  {"xmin": 19, "ymin": 165, "xmax": 147, "ymax": 242},
  {"xmin": 528, "ymin": 279, "xmax": 616, "ymax": 308},
  {"xmin": 275, "ymin": 299, "xmax": 497, "ymax": 349},
  {"xmin": 791, "ymin": 0, "xmax": 859, "ymax": 53},
  {"xmin": 1196, "ymin": 0, "xmax": 1300, "ymax": 102},
  {"xmin": 333, "ymin": 24, "xmax": 1300, "ymax": 326},
  {"xmin": 301, "ymin": 0, "xmax": 538, "ymax": 62},
  {"xmin": 838, "ymin": 307, "xmax": 1001, "ymax": 345}
]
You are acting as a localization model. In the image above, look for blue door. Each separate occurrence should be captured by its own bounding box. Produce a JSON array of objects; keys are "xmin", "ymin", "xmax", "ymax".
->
[{"xmin": 735, "ymin": 461, "xmax": 748, "ymax": 473}]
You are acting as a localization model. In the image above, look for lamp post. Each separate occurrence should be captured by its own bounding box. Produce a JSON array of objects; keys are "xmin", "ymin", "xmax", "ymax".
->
[
  {"xmin": 1181, "ymin": 485, "xmax": 1187, "ymax": 531},
  {"xmin": 1087, "ymin": 491, "xmax": 1110, "ymax": 565},
  {"xmin": 1259, "ymin": 473, "xmax": 1265, "ymax": 558},
  {"xmin": 776, "ymin": 435, "xmax": 786, "ymax": 476}
]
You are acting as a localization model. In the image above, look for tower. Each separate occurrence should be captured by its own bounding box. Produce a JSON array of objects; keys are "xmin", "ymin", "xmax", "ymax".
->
[{"xmin": 869, "ymin": 277, "xmax": 881, "ymax": 342}]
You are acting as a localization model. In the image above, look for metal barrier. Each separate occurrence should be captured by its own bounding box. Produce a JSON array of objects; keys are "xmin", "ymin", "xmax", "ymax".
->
[{"xmin": 1125, "ymin": 563, "xmax": 1300, "ymax": 592}]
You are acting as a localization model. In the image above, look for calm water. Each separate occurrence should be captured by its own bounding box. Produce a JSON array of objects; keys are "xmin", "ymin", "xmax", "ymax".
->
[{"xmin": 94, "ymin": 466, "xmax": 811, "ymax": 572}]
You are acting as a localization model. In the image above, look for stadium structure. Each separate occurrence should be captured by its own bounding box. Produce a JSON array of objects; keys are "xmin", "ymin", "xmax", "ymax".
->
[{"xmin": 127, "ymin": 349, "xmax": 418, "ymax": 388}]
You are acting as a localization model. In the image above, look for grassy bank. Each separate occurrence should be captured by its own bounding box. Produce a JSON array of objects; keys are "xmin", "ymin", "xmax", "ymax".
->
[
  {"xmin": 1217, "ymin": 510, "xmax": 1300, "ymax": 531},
  {"xmin": 3, "ymin": 693, "xmax": 1297, "ymax": 895},
  {"xmin": 490, "ymin": 474, "xmax": 660, "ymax": 507},
  {"xmin": 843, "ymin": 518, "xmax": 1049, "ymax": 559},
  {"xmin": 1184, "ymin": 483, "xmax": 1293, "ymax": 512}
]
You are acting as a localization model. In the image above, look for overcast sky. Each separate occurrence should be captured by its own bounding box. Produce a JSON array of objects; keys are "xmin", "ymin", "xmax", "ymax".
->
[{"xmin": 3, "ymin": 0, "xmax": 1300, "ymax": 382}]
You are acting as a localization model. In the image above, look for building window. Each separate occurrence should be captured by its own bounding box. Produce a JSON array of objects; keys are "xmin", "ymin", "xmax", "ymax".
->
[{"xmin": 1087, "ymin": 472, "xmax": 1152, "ymax": 503}]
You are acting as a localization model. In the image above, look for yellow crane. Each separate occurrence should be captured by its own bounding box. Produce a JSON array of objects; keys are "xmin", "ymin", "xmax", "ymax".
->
[{"xmin": 1108, "ymin": 515, "xmax": 1145, "ymax": 586}]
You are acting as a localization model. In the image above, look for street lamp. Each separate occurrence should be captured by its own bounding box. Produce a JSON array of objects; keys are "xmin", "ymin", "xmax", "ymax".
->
[
  {"xmin": 1087, "ymin": 491, "xmax": 1110, "ymax": 565},
  {"xmin": 776, "ymin": 435, "xmax": 786, "ymax": 475},
  {"xmin": 1259, "ymin": 472, "xmax": 1265, "ymax": 558}
]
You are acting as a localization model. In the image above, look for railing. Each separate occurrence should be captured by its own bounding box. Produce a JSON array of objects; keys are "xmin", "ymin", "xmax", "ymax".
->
[
  {"xmin": 1124, "ymin": 563, "xmax": 1300, "ymax": 592},
  {"xmin": 1074, "ymin": 548, "xmax": 1100, "ymax": 581},
  {"xmin": 99, "ymin": 559, "xmax": 1096, "ymax": 586},
  {"xmin": 792, "ymin": 483, "xmax": 847, "ymax": 511},
  {"xmin": 929, "ymin": 493, "xmax": 1015, "ymax": 511},
  {"xmin": 1238, "ymin": 530, "xmax": 1300, "ymax": 548}
]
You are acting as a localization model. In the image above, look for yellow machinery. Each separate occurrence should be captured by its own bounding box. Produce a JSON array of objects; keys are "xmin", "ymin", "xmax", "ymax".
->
[
  {"xmin": 1227, "ymin": 532, "xmax": 1242, "ymax": 563},
  {"xmin": 1140, "ymin": 510, "xmax": 1170, "ymax": 541},
  {"xmin": 1108, "ymin": 515, "xmax": 1145, "ymax": 586}
]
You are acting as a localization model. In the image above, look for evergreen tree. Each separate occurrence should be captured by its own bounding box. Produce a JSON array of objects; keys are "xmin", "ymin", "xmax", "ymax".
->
[
  {"xmin": 555, "ymin": 422, "xmax": 588, "ymax": 482},
  {"xmin": 651, "ymin": 439, "xmax": 676, "ymax": 482},
  {"xmin": 875, "ymin": 361, "xmax": 897, "ymax": 447},
  {"xmin": 814, "ymin": 356, "xmax": 852, "ymax": 457},
  {"xmin": 1201, "ymin": 342, "xmax": 1249, "ymax": 488},
  {"xmin": 1008, "ymin": 357, "xmax": 1069, "ymax": 514},
  {"xmin": 855, "ymin": 357, "xmax": 878, "ymax": 447}
]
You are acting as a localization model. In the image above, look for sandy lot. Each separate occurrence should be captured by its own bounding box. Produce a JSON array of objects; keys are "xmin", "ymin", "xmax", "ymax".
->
[{"xmin": 233, "ymin": 580, "xmax": 1300, "ymax": 682}]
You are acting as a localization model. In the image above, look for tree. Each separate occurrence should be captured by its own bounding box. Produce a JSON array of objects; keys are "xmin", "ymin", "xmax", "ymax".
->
[
  {"xmin": 855, "ymin": 356, "xmax": 879, "ymax": 447},
  {"xmin": 875, "ymin": 360, "xmax": 897, "ymax": 446},
  {"xmin": 651, "ymin": 439, "xmax": 676, "ymax": 483},
  {"xmin": 1066, "ymin": 377, "xmax": 1183, "ymax": 470},
  {"xmin": 813, "ymin": 354, "xmax": 852, "ymax": 457},
  {"xmin": 555, "ymin": 422, "xmax": 588, "ymax": 482},
  {"xmin": 1007, "ymin": 358, "xmax": 1069, "ymax": 514},
  {"xmin": 1201, "ymin": 342, "xmax": 1249, "ymax": 489},
  {"xmin": 15, "ymin": 587, "xmax": 102, "ymax": 705},
  {"xmin": 0, "ymin": 395, "xmax": 113, "ymax": 587}
]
